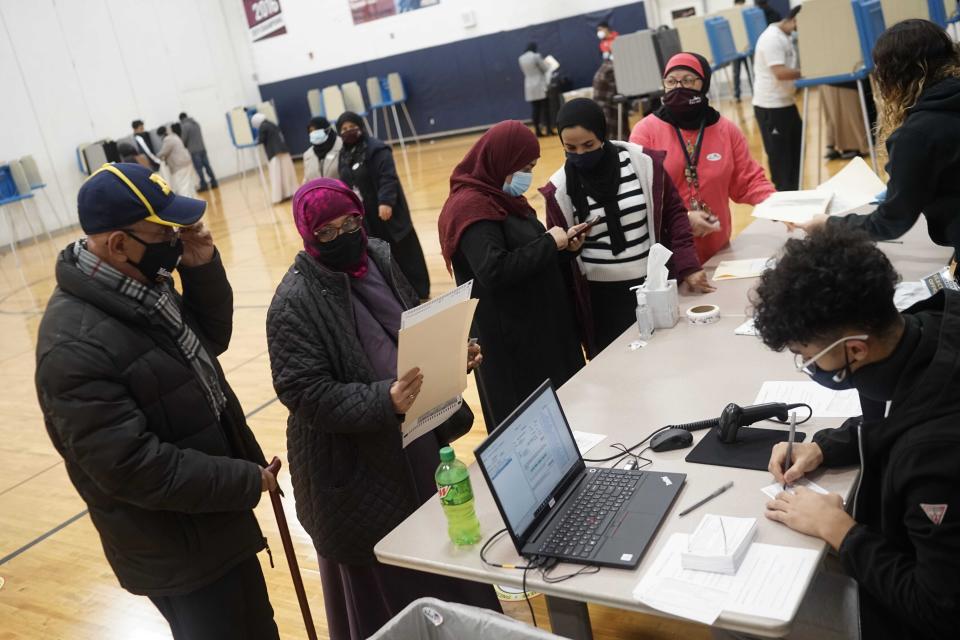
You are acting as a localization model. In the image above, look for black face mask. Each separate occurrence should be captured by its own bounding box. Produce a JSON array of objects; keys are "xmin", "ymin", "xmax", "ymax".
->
[
  {"xmin": 312, "ymin": 229, "xmax": 365, "ymax": 271},
  {"xmin": 124, "ymin": 231, "xmax": 183, "ymax": 284},
  {"xmin": 341, "ymin": 129, "xmax": 363, "ymax": 146},
  {"xmin": 663, "ymin": 87, "xmax": 707, "ymax": 128},
  {"xmin": 566, "ymin": 146, "xmax": 605, "ymax": 172}
]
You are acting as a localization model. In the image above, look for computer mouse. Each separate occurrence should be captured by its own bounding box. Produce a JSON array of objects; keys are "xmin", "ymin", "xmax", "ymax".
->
[{"xmin": 650, "ymin": 427, "xmax": 694, "ymax": 453}]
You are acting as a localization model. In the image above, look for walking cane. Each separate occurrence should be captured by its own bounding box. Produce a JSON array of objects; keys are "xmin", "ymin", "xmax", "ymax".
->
[{"xmin": 266, "ymin": 456, "xmax": 319, "ymax": 640}]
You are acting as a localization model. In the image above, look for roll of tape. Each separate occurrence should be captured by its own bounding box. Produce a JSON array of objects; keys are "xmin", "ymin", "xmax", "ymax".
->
[{"xmin": 686, "ymin": 304, "xmax": 720, "ymax": 325}]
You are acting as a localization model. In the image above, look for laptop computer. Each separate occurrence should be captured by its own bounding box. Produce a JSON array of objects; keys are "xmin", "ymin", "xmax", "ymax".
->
[{"xmin": 475, "ymin": 381, "xmax": 685, "ymax": 569}]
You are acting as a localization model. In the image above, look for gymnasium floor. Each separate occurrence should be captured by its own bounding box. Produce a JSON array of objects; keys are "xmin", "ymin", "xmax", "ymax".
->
[{"xmin": 0, "ymin": 96, "xmax": 846, "ymax": 639}]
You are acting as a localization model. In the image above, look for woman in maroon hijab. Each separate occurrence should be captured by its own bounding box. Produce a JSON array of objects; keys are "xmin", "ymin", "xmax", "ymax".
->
[{"xmin": 438, "ymin": 121, "xmax": 588, "ymax": 430}]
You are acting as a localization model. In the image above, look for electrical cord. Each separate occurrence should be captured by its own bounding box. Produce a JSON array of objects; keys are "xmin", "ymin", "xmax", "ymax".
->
[
  {"xmin": 768, "ymin": 402, "xmax": 813, "ymax": 425},
  {"xmin": 479, "ymin": 528, "xmax": 546, "ymax": 627}
]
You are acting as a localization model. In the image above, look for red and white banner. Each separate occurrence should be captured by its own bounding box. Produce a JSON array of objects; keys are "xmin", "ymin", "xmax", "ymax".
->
[{"xmin": 244, "ymin": 0, "xmax": 287, "ymax": 42}]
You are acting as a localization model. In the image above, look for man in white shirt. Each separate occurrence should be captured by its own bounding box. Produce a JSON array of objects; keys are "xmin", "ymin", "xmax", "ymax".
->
[{"xmin": 753, "ymin": 6, "xmax": 802, "ymax": 190}]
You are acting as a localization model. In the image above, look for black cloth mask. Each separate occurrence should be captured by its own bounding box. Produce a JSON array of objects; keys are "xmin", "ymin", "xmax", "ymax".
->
[
  {"xmin": 124, "ymin": 231, "xmax": 183, "ymax": 284},
  {"xmin": 312, "ymin": 229, "xmax": 366, "ymax": 271}
]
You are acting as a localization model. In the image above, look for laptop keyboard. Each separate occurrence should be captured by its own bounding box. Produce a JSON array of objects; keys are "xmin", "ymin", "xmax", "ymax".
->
[{"xmin": 538, "ymin": 469, "xmax": 645, "ymax": 559}]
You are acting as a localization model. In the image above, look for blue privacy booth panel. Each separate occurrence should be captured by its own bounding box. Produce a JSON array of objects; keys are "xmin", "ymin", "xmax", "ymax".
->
[{"xmin": 258, "ymin": 2, "xmax": 648, "ymax": 154}]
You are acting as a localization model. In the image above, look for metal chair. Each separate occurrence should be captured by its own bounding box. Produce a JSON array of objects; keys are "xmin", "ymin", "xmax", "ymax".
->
[{"xmin": 340, "ymin": 82, "xmax": 373, "ymax": 133}]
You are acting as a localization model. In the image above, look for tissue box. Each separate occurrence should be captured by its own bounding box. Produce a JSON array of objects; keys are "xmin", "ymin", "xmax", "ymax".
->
[
  {"xmin": 681, "ymin": 515, "xmax": 757, "ymax": 575},
  {"xmin": 643, "ymin": 279, "xmax": 679, "ymax": 329}
]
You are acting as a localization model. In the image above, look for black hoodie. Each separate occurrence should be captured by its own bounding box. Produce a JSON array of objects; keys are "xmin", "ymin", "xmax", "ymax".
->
[
  {"xmin": 830, "ymin": 77, "xmax": 960, "ymax": 256},
  {"xmin": 813, "ymin": 289, "xmax": 960, "ymax": 639}
]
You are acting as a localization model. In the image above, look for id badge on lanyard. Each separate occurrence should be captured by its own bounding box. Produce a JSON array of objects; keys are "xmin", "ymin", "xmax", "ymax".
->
[{"xmin": 674, "ymin": 122, "xmax": 713, "ymax": 217}]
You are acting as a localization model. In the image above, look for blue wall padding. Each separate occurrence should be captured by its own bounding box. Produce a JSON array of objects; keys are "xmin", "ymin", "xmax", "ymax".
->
[{"xmin": 258, "ymin": 3, "xmax": 648, "ymax": 152}]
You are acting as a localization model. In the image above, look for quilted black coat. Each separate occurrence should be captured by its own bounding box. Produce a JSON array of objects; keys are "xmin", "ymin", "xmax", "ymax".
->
[
  {"xmin": 35, "ymin": 246, "xmax": 269, "ymax": 596},
  {"xmin": 267, "ymin": 240, "xmax": 428, "ymax": 565}
]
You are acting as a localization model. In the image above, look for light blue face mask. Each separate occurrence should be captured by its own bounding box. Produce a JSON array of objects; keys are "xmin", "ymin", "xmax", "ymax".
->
[
  {"xmin": 503, "ymin": 171, "xmax": 533, "ymax": 197},
  {"xmin": 309, "ymin": 129, "xmax": 330, "ymax": 145}
]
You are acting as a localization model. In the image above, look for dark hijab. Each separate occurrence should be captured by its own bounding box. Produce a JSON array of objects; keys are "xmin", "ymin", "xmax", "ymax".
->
[
  {"xmin": 308, "ymin": 116, "xmax": 336, "ymax": 157},
  {"xmin": 557, "ymin": 98, "xmax": 629, "ymax": 255},
  {"xmin": 437, "ymin": 120, "xmax": 540, "ymax": 269},
  {"xmin": 655, "ymin": 52, "xmax": 721, "ymax": 130}
]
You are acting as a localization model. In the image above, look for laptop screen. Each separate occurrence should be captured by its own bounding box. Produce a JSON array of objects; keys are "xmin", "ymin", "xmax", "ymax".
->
[{"xmin": 476, "ymin": 382, "xmax": 583, "ymax": 541}]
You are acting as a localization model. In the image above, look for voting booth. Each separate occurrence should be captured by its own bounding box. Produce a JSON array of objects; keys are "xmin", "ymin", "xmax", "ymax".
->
[
  {"xmin": 610, "ymin": 28, "xmax": 681, "ymax": 140},
  {"xmin": 225, "ymin": 104, "xmax": 271, "ymax": 209}
]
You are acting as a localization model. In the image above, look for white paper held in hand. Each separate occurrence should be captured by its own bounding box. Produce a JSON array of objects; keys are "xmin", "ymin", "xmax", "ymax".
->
[
  {"xmin": 751, "ymin": 191, "xmax": 834, "ymax": 224},
  {"xmin": 815, "ymin": 156, "xmax": 886, "ymax": 216},
  {"xmin": 760, "ymin": 477, "xmax": 829, "ymax": 500}
]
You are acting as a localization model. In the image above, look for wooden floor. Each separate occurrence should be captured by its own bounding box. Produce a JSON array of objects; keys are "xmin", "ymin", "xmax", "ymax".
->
[{"xmin": 0, "ymin": 94, "xmax": 850, "ymax": 639}]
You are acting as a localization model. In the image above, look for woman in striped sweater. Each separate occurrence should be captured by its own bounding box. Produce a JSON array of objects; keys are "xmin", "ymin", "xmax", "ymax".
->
[{"xmin": 541, "ymin": 98, "xmax": 713, "ymax": 355}]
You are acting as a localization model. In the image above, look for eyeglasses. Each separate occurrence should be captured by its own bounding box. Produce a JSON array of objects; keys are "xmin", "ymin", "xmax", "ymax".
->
[
  {"xmin": 313, "ymin": 215, "xmax": 362, "ymax": 243},
  {"xmin": 794, "ymin": 334, "xmax": 868, "ymax": 373},
  {"xmin": 122, "ymin": 226, "xmax": 180, "ymax": 245},
  {"xmin": 663, "ymin": 77, "xmax": 701, "ymax": 89}
]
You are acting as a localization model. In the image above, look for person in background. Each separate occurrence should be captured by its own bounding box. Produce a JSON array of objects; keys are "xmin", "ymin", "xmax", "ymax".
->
[
  {"xmin": 821, "ymin": 83, "xmax": 870, "ymax": 160},
  {"xmin": 117, "ymin": 141, "xmax": 152, "ymax": 169},
  {"xmin": 752, "ymin": 6, "xmax": 802, "ymax": 191},
  {"xmin": 593, "ymin": 56, "xmax": 629, "ymax": 141},
  {"xmin": 755, "ymin": 0, "xmax": 783, "ymax": 24},
  {"xmin": 179, "ymin": 112, "xmax": 218, "ymax": 192},
  {"xmin": 267, "ymin": 178, "xmax": 498, "ymax": 640},
  {"xmin": 438, "ymin": 121, "xmax": 587, "ymax": 429},
  {"xmin": 597, "ymin": 20, "xmax": 619, "ymax": 59},
  {"xmin": 156, "ymin": 125, "xmax": 198, "ymax": 198},
  {"xmin": 746, "ymin": 225, "xmax": 960, "ymax": 640},
  {"xmin": 35, "ymin": 163, "xmax": 280, "ymax": 640},
  {"xmin": 630, "ymin": 53, "xmax": 775, "ymax": 263},
  {"xmin": 301, "ymin": 116, "xmax": 341, "ymax": 183},
  {"xmin": 541, "ymin": 98, "xmax": 712, "ymax": 356},
  {"xmin": 336, "ymin": 111, "xmax": 430, "ymax": 299},
  {"xmin": 131, "ymin": 119, "xmax": 161, "ymax": 170},
  {"xmin": 518, "ymin": 42, "xmax": 552, "ymax": 137},
  {"xmin": 792, "ymin": 19, "xmax": 960, "ymax": 259},
  {"xmin": 251, "ymin": 112, "xmax": 298, "ymax": 204}
]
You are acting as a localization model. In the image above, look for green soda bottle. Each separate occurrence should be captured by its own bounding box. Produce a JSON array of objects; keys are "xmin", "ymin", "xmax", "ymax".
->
[{"xmin": 435, "ymin": 446, "xmax": 482, "ymax": 545}]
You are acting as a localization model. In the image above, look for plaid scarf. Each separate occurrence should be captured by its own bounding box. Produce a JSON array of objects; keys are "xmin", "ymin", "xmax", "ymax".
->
[{"xmin": 73, "ymin": 241, "xmax": 228, "ymax": 417}]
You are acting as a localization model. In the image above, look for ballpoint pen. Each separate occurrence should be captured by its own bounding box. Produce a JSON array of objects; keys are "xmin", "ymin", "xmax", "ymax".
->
[
  {"xmin": 783, "ymin": 411, "xmax": 797, "ymax": 491},
  {"xmin": 678, "ymin": 481, "xmax": 734, "ymax": 517}
]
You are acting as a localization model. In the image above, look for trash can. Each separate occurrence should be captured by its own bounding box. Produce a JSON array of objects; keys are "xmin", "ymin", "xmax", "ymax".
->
[{"xmin": 369, "ymin": 597, "xmax": 567, "ymax": 639}]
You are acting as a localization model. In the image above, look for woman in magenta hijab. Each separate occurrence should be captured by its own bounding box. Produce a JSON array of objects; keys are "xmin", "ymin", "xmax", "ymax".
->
[{"xmin": 267, "ymin": 178, "xmax": 498, "ymax": 639}]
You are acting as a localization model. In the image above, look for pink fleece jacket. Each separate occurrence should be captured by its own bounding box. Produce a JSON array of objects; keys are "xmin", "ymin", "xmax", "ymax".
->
[{"xmin": 630, "ymin": 114, "xmax": 775, "ymax": 263}]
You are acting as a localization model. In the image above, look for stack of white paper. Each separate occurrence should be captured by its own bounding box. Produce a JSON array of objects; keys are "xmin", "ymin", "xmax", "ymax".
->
[
  {"xmin": 753, "ymin": 381, "xmax": 861, "ymax": 418},
  {"xmin": 815, "ymin": 156, "xmax": 886, "ymax": 216},
  {"xmin": 752, "ymin": 191, "xmax": 834, "ymax": 224},
  {"xmin": 634, "ymin": 533, "xmax": 819, "ymax": 625},
  {"xmin": 681, "ymin": 515, "xmax": 757, "ymax": 575}
]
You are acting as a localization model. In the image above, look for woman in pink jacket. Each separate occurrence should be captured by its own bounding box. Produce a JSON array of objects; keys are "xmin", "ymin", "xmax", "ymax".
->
[{"xmin": 630, "ymin": 52, "xmax": 775, "ymax": 263}]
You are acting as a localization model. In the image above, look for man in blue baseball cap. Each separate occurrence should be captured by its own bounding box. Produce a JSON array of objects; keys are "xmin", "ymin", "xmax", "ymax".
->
[{"xmin": 35, "ymin": 163, "xmax": 281, "ymax": 639}]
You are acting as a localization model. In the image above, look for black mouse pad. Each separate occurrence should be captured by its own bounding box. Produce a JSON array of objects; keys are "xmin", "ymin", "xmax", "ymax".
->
[{"xmin": 685, "ymin": 427, "xmax": 807, "ymax": 471}]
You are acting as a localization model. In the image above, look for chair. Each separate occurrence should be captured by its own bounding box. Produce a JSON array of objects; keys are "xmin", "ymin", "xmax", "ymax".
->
[
  {"xmin": 321, "ymin": 85, "xmax": 346, "ymax": 123},
  {"xmin": 20, "ymin": 154, "xmax": 67, "ymax": 228},
  {"xmin": 307, "ymin": 88, "xmax": 323, "ymax": 118},
  {"xmin": 340, "ymin": 81, "xmax": 373, "ymax": 133},
  {"xmin": 0, "ymin": 160, "xmax": 53, "ymax": 267}
]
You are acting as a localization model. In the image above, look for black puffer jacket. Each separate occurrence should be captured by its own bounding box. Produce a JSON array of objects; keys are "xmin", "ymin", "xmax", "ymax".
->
[
  {"xmin": 35, "ymin": 245, "xmax": 268, "ymax": 596},
  {"xmin": 267, "ymin": 240, "xmax": 427, "ymax": 565}
]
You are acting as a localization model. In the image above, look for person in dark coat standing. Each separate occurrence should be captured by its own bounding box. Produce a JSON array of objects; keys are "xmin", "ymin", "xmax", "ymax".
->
[
  {"xmin": 336, "ymin": 111, "xmax": 430, "ymax": 300},
  {"xmin": 251, "ymin": 112, "xmax": 298, "ymax": 204},
  {"xmin": 267, "ymin": 178, "xmax": 498, "ymax": 640},
  {"xmin": 438, "ymin": 121, "xmax": 588, "ymax": 430},
  {"xmin": 179, "ymin": 112, "xmax": 217, "ymax": 191},
  {"xmin": 34, "ymin": 163, "xmax": 279, "ymax": 640}
]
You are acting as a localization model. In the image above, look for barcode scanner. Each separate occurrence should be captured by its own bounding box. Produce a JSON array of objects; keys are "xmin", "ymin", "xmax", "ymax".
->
[{"xmin": 664, "ymin": 402, "xmax": 804, "ymax": 444}]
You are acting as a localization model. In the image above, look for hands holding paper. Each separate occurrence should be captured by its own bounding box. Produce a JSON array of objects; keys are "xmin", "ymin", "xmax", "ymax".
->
[
  {"xmin": 765, "ymin": 441, "xmax": 855, "ymax": 550},
  {"xmin": 467, "ymin": 341, "xmax": 483, "ymax": 372},
  {"xmin": 391, "ymin": 367, "xmax": 423, "ymax": 414},
  {"xmin": 784, "ymin": 213, "xmax": 828, "ymax": 234}
]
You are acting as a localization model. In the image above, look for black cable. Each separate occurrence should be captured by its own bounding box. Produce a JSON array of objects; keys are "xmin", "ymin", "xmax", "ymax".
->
[
  {"xmin": 541, "ymin": 562, "xmax": 601, "ymax": 583},
  {"xmin": 582, "ymin": 427, "xmax": 668, "ymax": 463},
  {"xmin": 523, "ymin": 561, "xmax": 536, "ymax": 628},
  {"xmin": 768, "ymin": 402, "xmax": 813, "ymax": 425}
]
